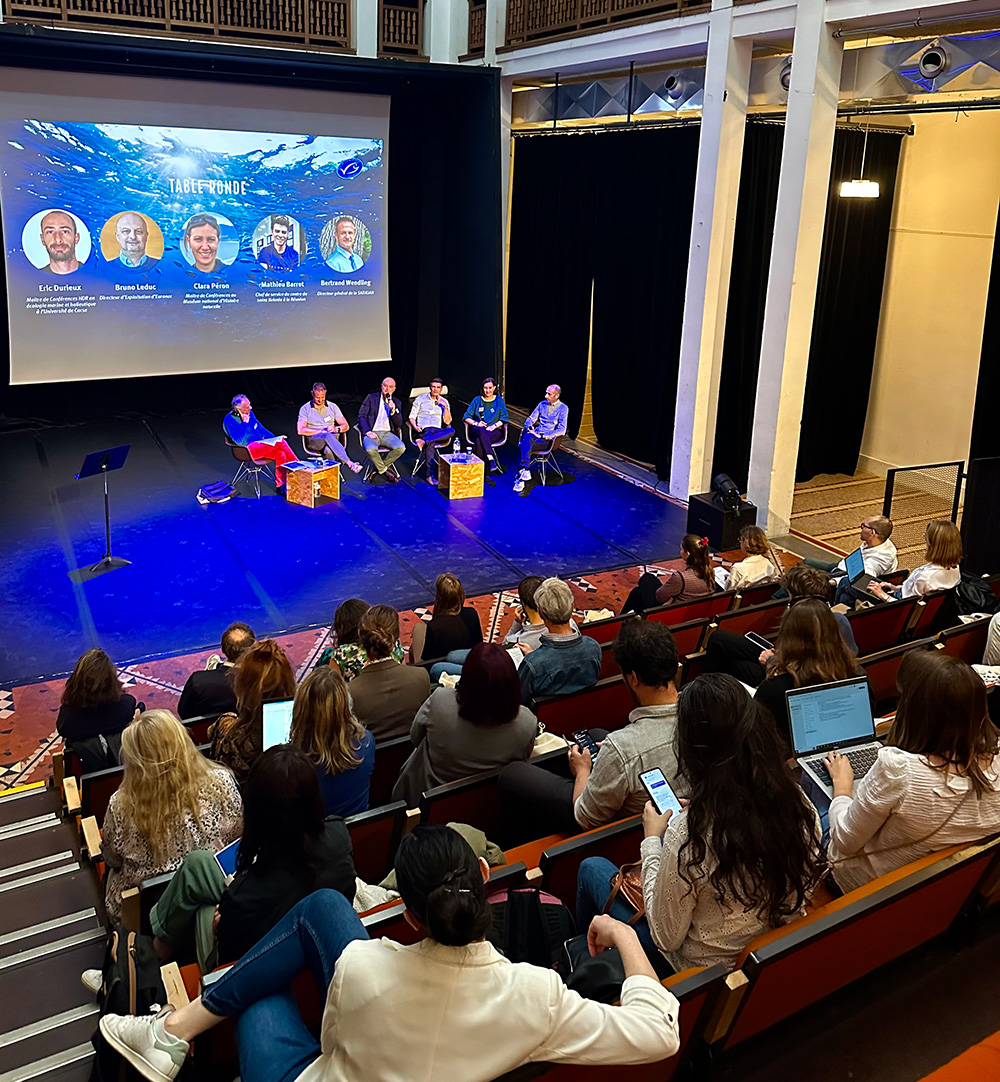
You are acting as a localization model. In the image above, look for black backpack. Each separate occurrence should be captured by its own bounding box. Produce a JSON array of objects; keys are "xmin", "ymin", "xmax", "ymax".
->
[
  {"xmin": 90, "ymin": 927, "xmax": 169, "ymax": 1082},
  {"xmin": 954, "ymin": 574, "xmax": 999, "ymax": 617},
  {"xmin": 487, "ymin": 887, "xmax": 575, "ymax": 968}
]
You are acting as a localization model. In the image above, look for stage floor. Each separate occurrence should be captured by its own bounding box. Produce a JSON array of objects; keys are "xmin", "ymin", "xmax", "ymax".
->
[{"xmin": 0, "ymin": 411, "xmax": 686, "ymax": 685}]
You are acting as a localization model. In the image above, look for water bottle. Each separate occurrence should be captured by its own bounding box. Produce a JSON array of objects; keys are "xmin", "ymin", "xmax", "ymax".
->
[{"xmin": 452, "ymin": 437, "xmax": 461, "ymax": 461}]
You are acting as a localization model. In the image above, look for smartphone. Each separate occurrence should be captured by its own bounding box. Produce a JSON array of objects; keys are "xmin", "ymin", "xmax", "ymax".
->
[
  {"xmin": 744, "ymin": 631, "xmax": 773, "ymax": 651},
  {"xmin": 571, "ymin": 729, "xmax": 600, "ymax": 760},
  {"xmin": 639, "ymin": 768, "xmax": 682, "ymax": 816}
]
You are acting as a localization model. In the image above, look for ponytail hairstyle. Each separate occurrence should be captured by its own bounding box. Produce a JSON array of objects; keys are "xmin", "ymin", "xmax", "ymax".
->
[
  {"xmin": 681, "ymin": 533, "xmax": 715, "ymax": 588},
  {"xmin": 394, "ymin": 825, "xmax": 491, "ymax": 946}
]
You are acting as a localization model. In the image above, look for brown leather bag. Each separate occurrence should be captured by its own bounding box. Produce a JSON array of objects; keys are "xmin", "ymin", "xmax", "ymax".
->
[{"xmin": 603, "ymin": 861, "xmax": 645, "ymax": 925}]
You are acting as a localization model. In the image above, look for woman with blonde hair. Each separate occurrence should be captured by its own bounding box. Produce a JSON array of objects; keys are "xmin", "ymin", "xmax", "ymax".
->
[
  {"xmin": 102, "ymin": 710, "xmax": 242, "ymax": 922},
  {"xmin": 210, "ymin": 640, "xmax": 296, "ymax": 783},
  {"xmin": 866, "ymin": 519, "xmax": 962, "ymax": 603},
  {"xmin": 409, "ymin": 572, "xmax": 484, "ymax": 663},
  {"xmin": 721, "ymin": 525, "xmax": 781, "ymax": 592},
  {"xmin": 290, "ymin": 665, "xmax": 374, "ymax": 817}
]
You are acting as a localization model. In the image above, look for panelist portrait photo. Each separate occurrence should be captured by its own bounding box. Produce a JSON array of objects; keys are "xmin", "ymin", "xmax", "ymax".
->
[
  {"xmin": 100, "ymin": 211, "xmax": 163, "ymax": 272},
  {"xmin": 254, "ymin": 213, "xmax": 303, "ymax": 273},
  {"xmin": 180, "ymin": 212, "xmax": 240, "ymax": 275},
  {"xmin": 321, "ymin": 214, "xmax": 369, "ymax": 273},
  {"xmin": 22, "ymin": 209, "xmax": 91, "ymax": 274}
]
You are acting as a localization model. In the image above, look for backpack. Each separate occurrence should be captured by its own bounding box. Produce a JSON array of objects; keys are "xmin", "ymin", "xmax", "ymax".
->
[
  {"xmin": 487, "ymin": 887, "xmax": 575, "ymax": 968},
  {"xmin": 953, "ymin": 574, "xmax": 999, "ymax": 617},
  {"xmin": 90, "ymin": 927, "xmax": 169, "ymax": 1082},
  {"xmin": 197, "ymin": 480, "xmax": 235, "ymax": 504}
]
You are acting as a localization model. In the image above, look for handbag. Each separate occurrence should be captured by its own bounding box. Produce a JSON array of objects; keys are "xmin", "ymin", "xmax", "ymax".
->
[{"xmin": 603, "ymin": 860, "xmax": 645, "ymax": 924}]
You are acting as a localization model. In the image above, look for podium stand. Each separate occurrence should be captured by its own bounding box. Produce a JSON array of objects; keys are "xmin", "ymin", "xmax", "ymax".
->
[{"xmin": 68, "ymin": 444, "xmax": 132, "ymax": 583}]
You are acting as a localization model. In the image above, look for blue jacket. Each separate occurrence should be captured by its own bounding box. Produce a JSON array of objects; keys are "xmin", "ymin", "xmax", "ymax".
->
[
  {"xmin": 519, "ymin": 631, "xmax": 602, "ymax": 704},
  {"xmin": 224, "ymin": 410, "xmax": 272, "ymax": 446}
]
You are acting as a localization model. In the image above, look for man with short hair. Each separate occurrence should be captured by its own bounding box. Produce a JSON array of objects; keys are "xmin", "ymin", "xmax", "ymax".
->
[
  {"xmin": 297, "ymin": 383, "xmax": 362, "ymax": 473},
  {"xmin": 513, "ymin": 385, "xmax": 569, "ymax": 493},
  {"xmin": 177, "ymin": 622, "xmax": 255, "ymax": 719},
  {"xmin": 257, "ymin": 215, "xmax": 300, "ymax": 273},
  {"xmin": 358, "ymin": 376, "xmax": 405, "ymax": 483},
  {"xmin": 223, "ymin": 394, "xmax": 298, "ymax": 493},
  {"xmin": 829, "ymin": 516, "xmax": 899, "ymax": 607},
  {"xmin": 39, "ymin": 210, "xmax": 82, "ymax": 274},
  {"xmin": 114, "ymin": 212, "xmax": 158, "ymax": 271},
  {"xmin": 518, "ymin": 578, "xmax": 601, "ymax": 704},
  {"xmin": 408, "ymin": 378, "xmax": 454, "ymax": 486},
  {"xmin": 326, "ymin": 217, "xmax": 365, "ymax": 273}
]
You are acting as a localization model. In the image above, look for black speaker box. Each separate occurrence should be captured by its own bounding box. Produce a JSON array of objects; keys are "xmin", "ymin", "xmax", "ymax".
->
[
  {"xmin": 687, "ymin": 492, "xmax": 758, "ymax": 552},
  {"xmin": 961, "ymin": 457, "xmax": 1000, "ymax": 575}
]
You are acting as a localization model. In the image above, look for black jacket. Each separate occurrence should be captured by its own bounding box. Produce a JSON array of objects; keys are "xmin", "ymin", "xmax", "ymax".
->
[
  {"xmin": 358, "ymin": 391, "xmax": 403, "ymax": 437},
  {"xmin": 177, "ymin": 666, "xmax": 238, "ymax": 720}
]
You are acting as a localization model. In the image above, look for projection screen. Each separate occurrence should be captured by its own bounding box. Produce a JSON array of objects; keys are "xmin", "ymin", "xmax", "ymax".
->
[{"xmin": 0, "ymin": 68, "xmax": 390, "ymax": 384}]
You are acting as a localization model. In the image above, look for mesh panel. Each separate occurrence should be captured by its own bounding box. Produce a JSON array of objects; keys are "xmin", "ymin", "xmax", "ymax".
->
[{"xmin": 883, "ymin": 463, "xmax": 962, "ymax": 566}]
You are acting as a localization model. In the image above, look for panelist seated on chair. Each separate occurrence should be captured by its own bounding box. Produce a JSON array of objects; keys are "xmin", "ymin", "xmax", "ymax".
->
[
  {"xmin": 296, "ymin": 382, "xmax": 362, "ymax": 474},
  {"xmin": 463, "ymin": 375, "xmax": 509, "ymax": 474},
  {"xmin": 358, "ymin": 376, "xmax": 405, "ymax": 482},
  {"xmin": 409, "ymin": 377, "xmax": 455, "ymax": 485},
  {"xmin": 223, "ymin": 395, "xmax": 297, "ymax": 491},
  {"xmin": 513, "ymin": 383, "xmax": 569, "ymax": 493}
]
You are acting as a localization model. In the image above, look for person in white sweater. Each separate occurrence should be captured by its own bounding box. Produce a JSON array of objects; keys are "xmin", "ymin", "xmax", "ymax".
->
[
  {"xmin": 826, "ymin": 651, "xmax": 1000, "ymax": 892},
  {"xmin": 100, "ymin": 825, "xmax": 681, "ymax": 1082}
]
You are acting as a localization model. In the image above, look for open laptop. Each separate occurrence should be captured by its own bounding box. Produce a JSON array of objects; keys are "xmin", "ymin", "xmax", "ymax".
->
[
  {"xmin": 787, "ymin": 677, "xmax": 881, "ymax": 798},
  {"xmin": 843, "ymin": 546, "xmax": 873, "ymax": 593},
  {"xmin": 261, "ymin": 698, "xmax": 295, "ymax": 750}
]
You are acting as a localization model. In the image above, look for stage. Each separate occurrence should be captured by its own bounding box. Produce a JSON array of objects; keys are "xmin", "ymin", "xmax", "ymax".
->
[{"xmin": 0, "ymin": 410, "xmax": 687, "ymax": 686}]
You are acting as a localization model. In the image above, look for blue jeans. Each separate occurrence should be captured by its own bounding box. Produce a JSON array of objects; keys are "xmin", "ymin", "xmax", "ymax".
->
[
  {"xmin": 201, "ymin": 890, "xmax": 367, "ymax": 1082},
  {"xmin": 429, "ymin": 648, "xmax": 471, "ymax": 683},
  {"xmin": 518, "ymin": 432, "xmax": 553, "ymax": 469}
]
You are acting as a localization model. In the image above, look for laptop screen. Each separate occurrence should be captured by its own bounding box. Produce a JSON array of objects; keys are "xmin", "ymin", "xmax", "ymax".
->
[
  {"xmin": 844, "ymin": 547, "xmax": 865, "ymax": 580},
  {"xmin": 787, "ymin": 678, "xmax": 875, "ymax": 756},
  {"xmin": 262, "ymin": 698, "xmax": 295, "ymax": 750}
]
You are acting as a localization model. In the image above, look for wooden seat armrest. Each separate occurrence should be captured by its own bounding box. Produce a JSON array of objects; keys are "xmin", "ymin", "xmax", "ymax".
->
[
  {"xmin": 52, "ymin": 751, "xmax": 66, "ymax": 790},
  {"xmin": 63, "ymin": 776, "xmax": 81, "ymax": 816},
  {"xmin": 160, "ymin": 962, "xmax": 191, "ymax": 1010},
  {"xmin": 703, "ymin": 970, "xmax": 750, "ymax": 1044},
  {"xmin": 524, "ymin": 867, "xmax": 543, "ymax": 884},
  {"xmin": 404, "ymin": 808, "xmax": 421, "ymax": 835},
  {"xmin": 121, "ymin": 888, "xmax": 141, "ymax": 933},
  {"xmin": 81, "ymin": 815, "xmax": 102, "ymax": 861}
]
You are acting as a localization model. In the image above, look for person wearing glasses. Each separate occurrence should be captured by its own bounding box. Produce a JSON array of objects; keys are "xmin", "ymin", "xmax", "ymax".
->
[{"xmin": 802, "ymin": 516, "xmax": 897, "ymax": 584}]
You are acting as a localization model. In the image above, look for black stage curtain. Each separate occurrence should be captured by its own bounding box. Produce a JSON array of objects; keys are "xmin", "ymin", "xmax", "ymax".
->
[
  {"xmin": 796, "ymin": 127, "xmax": 903, "ymax": 481},
  {"xmin": 590, "ymin": 126, "xmax": 701, "ymax": 476},
  {"xmin": 504, "ymin": 134, "xmax": 597, "ymax": 435},
  {"xmin": 712, "ymin": 123, "xmax": 903, "ymax": 489},
  {"xmin": 970, "ymin": 198, "xmax": 1000, "ymax": 461}
]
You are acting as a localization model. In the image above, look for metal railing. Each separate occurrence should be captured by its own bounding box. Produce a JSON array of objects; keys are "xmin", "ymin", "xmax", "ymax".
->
[
  {"xmin": 3, "ymin": 0, "xmax": 351, "ymax": 49},
  {"xmin": 882, "ymin": 460, "xmax": 963, "ymax": 562},
  {"xmin": 502, "ymin": 0, "xmax": 708, "ymax": 50}
]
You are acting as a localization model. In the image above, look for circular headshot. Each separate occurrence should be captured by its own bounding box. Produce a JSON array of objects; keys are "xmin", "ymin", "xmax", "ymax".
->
[
  {"xmin": 253, "ymin": 213, "xmax": 306, "ymax": 273},
  {"xmin": 179, "ymin": 212, "xmax": 240, "ymax": 273},
  {"xmin": 320, "ymin": 214, "xmax": 370, "ymax": 274},
  {"xmin": 22, "ymin": 209, "xmax": 91, "ymax": 274},
  {"xmin": 100, "ymin": 211, "xmax": 165, "ymax": 271}
]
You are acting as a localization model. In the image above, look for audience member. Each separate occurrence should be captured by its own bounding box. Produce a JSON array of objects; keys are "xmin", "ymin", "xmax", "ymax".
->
[
  {"xmin": 146, "ymin": 745, "xmax": 355, "ymax": 972},
  {"xmin": 178, "ymin": 622, "xmax": 255, "ymax": 720},
  {"xmin": 101, "ymin": 710, "xmax": 242, "ymax": 923},
  {"xmin": 100, "ymin": 825, "xmax": 680, "ymax": 1082},
  {"xmin": 827, "ymin": 651, "xmax": 1000, "ymax": 892},
  {"xmin": 290, "ymin": 666, "xmax": 374, "ymax": 817},
  {"xmin": 622, "ymin": 535, "xmax": 717, "ymax": 614},
  {"xmin": 802, "ymin": 516, "xmax": 897, "ymax": 581},
  {"xmin": 393, "ymin": 644, "xmax": 537, "ymax": 806},
  {"xmin": 576, "ymin": 674, "xmax": 824, "ymax": 972},
  {"xmin": 754, "ymin": 598, "xmax": 872, "ymax": 753},
  {"xmin": 518, "ymin": 577, "xmax": 601, "ymax": 704},
  {"xmin": 320, "ymin": 598, "xmax": 406, "ymax": 681},
  {"xmin": 986, "ymin": 613, "xmax": 1000, "ymax": 667},
  {"xmin": 501, "ymin": 622, "xmax": 682, "ymax": 836},
  {"xmin": 348, "ymin": 605, "xmax": 431, "ymax": 740},
  {"xmin": 209, "ymin": 640, "xmax": 296, "ymax": 783},
  {"xmin": 503, "ymin": 575, "xmax": 552, "ymax": 652},
  {"xmin": 705, "ymin": 563, "xmax": 858, "ymax": 688},
  {"xmin": 719, "ymin": 526, "xmax": 781, "ymax": 592},
  {"xmin": 852, "ymin": 519, "xmax": 962, "ymax": 608},
  {"xmin": 57, "ymin": 648, "xmax": 137, "ymax": 772},
  {"xmin": 410, "ymin": 573, "xmax": 484, "ymax": 663}
]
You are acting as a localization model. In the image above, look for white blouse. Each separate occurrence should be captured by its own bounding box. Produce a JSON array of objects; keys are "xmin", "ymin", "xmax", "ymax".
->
[
  {"xmin": 724, "ymin": 554, "xmax": 779, "ymax": 593},
  {"xmin": 828, "ymin": 746, "xmax": 1000, "ymax": 892},
  {"xmin": 900, "ymin": 563, "xmax": 960, "ymax": 599}
]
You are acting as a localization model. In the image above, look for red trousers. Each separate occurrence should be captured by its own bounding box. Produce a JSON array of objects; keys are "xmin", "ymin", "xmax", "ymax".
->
[{"xmin": 248, "ymin": 440, "xmax": 297, "ymax": 486}]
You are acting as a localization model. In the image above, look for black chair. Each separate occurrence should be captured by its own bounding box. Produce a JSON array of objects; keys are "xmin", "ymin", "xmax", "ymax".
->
[{"xmin": 224, "ymin": 427, "xmax": 271, "ymax": 498}]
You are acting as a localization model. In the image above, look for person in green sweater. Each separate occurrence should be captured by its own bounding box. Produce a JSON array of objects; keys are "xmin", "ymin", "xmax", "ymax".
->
[{"xmin": 463, "ymin": 376, "xmax": 509, "ymax": 474}]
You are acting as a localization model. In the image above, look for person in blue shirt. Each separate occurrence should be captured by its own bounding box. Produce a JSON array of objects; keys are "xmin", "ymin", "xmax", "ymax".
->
[
  {"xmin": 257, "ymin": 215, "xmax": 300, "ymax": 273},
  {"xmin": 114, "ymin": 212, "xmax": 160, "ymax": 273},
  {"xmin": 463, "ymin": 376, "xmax": 509, "ymax": 475},
  {"xmin": 325, "ymin": 217, "xmax": 365, "ymax": 273},
  {"xmin": 223, "ymin": 394, "xmax": 298, "ymax": 493},
  {"xmin": 513, "ymin": 384, "xmax": 569, "ymax": 493}
]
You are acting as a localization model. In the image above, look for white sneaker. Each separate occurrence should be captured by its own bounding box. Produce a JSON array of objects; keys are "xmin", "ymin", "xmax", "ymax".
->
[
  {"xmin": 513, "ymin": 478, "xmax": 525, "ymax": 493},
  {"xmin": 81, "ymin": 968, "xmax": 102, "ymax": 996},
  {"xmin": 100, "ymin": 1007, "xmax": 188, "ymax": 1082},
  {"xmin": 517, "ymin": 468, "xmax": 531, "ymax": 481}
]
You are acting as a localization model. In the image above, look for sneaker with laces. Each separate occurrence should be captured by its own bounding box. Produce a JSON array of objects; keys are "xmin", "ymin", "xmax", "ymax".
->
[
  {"xmin": 100, "ymin": 1008, "xmax": 188, "ymax": 1082},
  {"xmin": 513, "ymin": 478, "xmax": 525, "ymax": 493},
  {"xmin": 517, "ymin": 468, "xmax": 531, "ymax": 481},
  {"xmin": 81, "ymin": 968, "xmax": 102, "ymax": 996}
]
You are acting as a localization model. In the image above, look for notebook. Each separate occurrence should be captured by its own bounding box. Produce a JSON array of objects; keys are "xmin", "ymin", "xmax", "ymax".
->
[
  {"xmin": 787, "ymin": 677, "xmax": 881, "ymax": 798},
  {"xmin": 262, "ymin": 698, "xmax": 295, "ymax": 750}
]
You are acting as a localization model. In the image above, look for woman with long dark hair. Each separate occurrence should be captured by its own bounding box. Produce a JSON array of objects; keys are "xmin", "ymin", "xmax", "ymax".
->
[
  {"xmin": 409, "ymin": 572, "xmax": 484, "ymax": 663},
  {"xmin": 577, "ymin": 673, "xmax": 824, "ymax": 972},
  {"xmin": 392, "ymin": 643, "xmax": 537, "ymax": 806},
  {"xmin": 57, "ymin": 648, "xmax": 137, "ymax": 771},
  {"xmin": 102, "ymin": 825, "xmax": 679, "ymax": 1082},
  {"xmin": 623, "ymin": 534, "xmax": 718, "ymax": 613},
  {"xmin": 826, "ymin": 651, "xmax": 1000, "ymax": 891}
]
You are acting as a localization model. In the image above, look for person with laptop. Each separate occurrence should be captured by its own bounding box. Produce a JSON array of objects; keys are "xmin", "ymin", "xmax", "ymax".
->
[
  {"xmin": 802, "ymin": 516, "xmax": 897, "ymax": 584},
  {"xmin": 824, "ymin": 651, "xmax": 1000, "ymax": 892}
]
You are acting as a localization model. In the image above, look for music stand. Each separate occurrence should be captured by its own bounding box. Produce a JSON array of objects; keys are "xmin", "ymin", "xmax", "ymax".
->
[{"xmin": 68, "ymin": 444, "xmax": 132, "ymax": 583}]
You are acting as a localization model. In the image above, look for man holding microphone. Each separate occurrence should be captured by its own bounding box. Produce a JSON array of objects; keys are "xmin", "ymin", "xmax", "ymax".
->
[
  {"xmin": 358, "ymin": 377, "xmax": 405, "ymax": 483},
  {"xmin": 408, "ymin": 377, "xmax": 455, "ymax": 486}
]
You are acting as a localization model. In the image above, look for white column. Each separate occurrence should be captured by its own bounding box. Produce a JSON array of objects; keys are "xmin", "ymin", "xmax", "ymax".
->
[
  {"xmin": 746, "ymin": 1, "xmax": 843, "ymax": 534},
  {"xmin": 669, "ymin": 0, "xmax": 752, "ymax": 501},
  {"xmin": 485, "ymin": 0, "xmax": 505, "ymax": 62},
  {"xmin": 355, "ymin": 0, "xmax": 379, "ymax": 57},
  {"xmin": 426, "ymin": 0, "xmax": 465, "ymax": 62}
]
